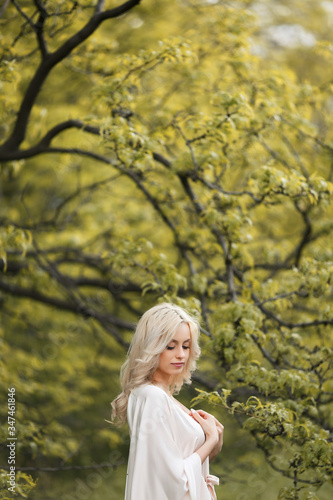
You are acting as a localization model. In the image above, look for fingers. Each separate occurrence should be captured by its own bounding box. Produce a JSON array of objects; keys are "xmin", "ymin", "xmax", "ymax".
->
[
  {"xmin": 190, "ymin": 409, "xmax": 203, "ymax": 420},
  {"xmin": 191, "ymin": 410, "xmax": 213, "ymax": 424},
  {"xmin": 195, "ymin": 409, "xmax": 209, "ymax": 416},
  {"xmin": 215, "ymin": 419, "xmax": 224, "ymax": 431},
  {"xmin": 191, "ymin": 410, "xmax": 224, "ymax": 432},
  {"xmin": 190, "ymin": 409, "xmax": 211, "ymax": 426},
  {"xmin": 213, "ymin": 416, "xmax": 224, "ymax": 431},
  {"xmin": 195, "ymin": 409, "xmax": 214, "ymax": 420}
]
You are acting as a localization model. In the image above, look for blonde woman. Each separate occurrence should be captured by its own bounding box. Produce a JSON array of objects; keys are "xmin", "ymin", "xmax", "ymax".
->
[{"xmin": 111, "ymin": 302, "xmax": 224, "ymax": 500}]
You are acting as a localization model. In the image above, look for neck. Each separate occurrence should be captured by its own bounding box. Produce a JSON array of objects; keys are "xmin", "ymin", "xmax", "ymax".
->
[{"xmin": 152, "ymin": 371, "xmax": 171, "ymax": 394}]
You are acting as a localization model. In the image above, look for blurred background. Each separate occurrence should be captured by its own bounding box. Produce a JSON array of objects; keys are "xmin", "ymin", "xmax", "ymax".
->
[{"xmin": 1, "ymin": 1, "xmax": 333, "ymax": 499}]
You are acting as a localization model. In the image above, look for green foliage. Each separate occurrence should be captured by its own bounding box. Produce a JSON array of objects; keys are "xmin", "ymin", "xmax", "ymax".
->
[
  {"xmin": 0, "ymin": 469, "xmax": 36, "ymax": 499},
  {"xmin": 1, "ymin": 0, "xmax": 333, "ymax": 499}
]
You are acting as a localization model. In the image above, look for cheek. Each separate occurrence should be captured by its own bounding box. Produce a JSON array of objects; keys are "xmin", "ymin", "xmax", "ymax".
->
[{"xmin": 158, "ymin": 351, "xmax": 170, "ymax": 366}]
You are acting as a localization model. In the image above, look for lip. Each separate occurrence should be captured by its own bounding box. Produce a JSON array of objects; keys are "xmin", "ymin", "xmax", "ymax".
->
[{"xmin": 171, "ymin": 363, "xmax": 185, "ymax": 368}]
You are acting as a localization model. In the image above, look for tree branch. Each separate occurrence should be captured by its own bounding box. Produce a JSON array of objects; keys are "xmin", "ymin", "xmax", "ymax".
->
[
  {"xmin": 39, "ymin": 120, "xmax": 101, "ymax": 147},
  {"xmin": 0, "ymin": 255, "xmax": 143, "ymax": 293},
  {"xmin": 0, "ymin": 0, "xmax": 141, "ymax": 155},
  {"xmin": 197, "ymin": 175, "xmax": 260, "ymax": 202},
  {"xmin": 152, "ymin": 151, "xmax": 172, "ymax": 168},
  {"xmin": 252, "ymin": 292, "xmax": 333, "ymax": 329},
  {"xmin": 0, "ymin": 278, "xmax": 133, "ymax": 346},
  {"xmin": 179, "ymin": 174, "xmax": 237, "ymax": 302},
  {"xmin": 294, "ymin": 207, "xmax": 312, "ymax": 267},
  {"xmin": 120, "ymin": 165, "xmax": 177, "ymax": 234},
  {"xmin": 41, "ymin": 146, "xmax": 113, "ymax": 163},
  {"xmin": 11, "ymin": 0, "xmax": 35, "ymax": 30},
  {"xmin": 0, "ymin": 462, "xmax": 124, "ymax": 472},
  {"xmin": 34, "ymin": 0, "xmax": 49, "ymax": 58},
  {"xmin": 256, "ymin": 290, "xmax": 308, "ymax": 306}
]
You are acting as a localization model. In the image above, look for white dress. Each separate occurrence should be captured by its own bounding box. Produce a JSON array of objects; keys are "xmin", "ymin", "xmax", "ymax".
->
[{"xmin": 125, "ymin": 384, "xmax": 219, "ymax": 500}]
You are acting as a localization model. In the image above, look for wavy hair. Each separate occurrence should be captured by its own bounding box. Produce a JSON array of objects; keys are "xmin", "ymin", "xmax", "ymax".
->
[{"xmin": 110, "ymin": 302, "xmax": 201, "ymax": 425}]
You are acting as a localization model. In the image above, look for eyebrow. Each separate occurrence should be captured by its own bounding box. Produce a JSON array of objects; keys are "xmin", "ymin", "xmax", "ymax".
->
[{"xmin": 169, "ymin": 338, "xmax": 191, "ymax": 344}]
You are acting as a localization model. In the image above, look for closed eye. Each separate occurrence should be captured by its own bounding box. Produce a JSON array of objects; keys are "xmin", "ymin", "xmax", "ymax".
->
[{"xmin": 166, "ymin": 345, "xmax": 190, "ymax": 350}]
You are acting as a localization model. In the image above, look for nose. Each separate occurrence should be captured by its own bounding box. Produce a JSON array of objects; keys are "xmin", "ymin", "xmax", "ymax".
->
[{"xmin": 175, "ymin": 346, "xmax": 186, "ymax": 359}]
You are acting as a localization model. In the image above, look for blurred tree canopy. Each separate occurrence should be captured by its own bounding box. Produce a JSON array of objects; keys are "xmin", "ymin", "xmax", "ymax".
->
[{"xmin": 0, "ymin": 1, "xmax": 333, "ymax": 499}]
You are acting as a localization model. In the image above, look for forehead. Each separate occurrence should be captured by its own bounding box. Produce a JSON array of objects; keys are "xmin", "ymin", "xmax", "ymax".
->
[{"xmin": 170, "ymin": 322, "xmax": 191, "ymax": 342}]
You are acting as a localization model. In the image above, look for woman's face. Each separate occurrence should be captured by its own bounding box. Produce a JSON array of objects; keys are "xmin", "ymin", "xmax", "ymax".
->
[{"xmin": 153, "ymin": 322, "xmax": 191, "ymax": 386}]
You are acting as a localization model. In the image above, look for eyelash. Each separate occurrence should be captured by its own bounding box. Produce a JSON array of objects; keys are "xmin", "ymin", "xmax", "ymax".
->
[{"xmin": 166, "ymin": 345, "xmax": 190, "ymax": 350}]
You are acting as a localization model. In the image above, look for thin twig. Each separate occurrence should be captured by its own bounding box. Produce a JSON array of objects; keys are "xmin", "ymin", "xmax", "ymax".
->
[{"xmin": 0, "ymin": 462, "xmax": 124, "ymax": 472}]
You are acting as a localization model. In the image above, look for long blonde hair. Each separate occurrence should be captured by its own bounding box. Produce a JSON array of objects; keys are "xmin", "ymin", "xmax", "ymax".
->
[{"xmin": 110, "ymin": 302, "xmax": 201, "ymax": 425}]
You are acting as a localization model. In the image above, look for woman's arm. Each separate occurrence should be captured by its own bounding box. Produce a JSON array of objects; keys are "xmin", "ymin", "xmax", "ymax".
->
[
  {"xmin": 189, "ymin": 409, "xmax": 220, "ymax": 464},
  {"xmin": 208, "ymin": 415, "xmax": 224, "ymax": 462}
]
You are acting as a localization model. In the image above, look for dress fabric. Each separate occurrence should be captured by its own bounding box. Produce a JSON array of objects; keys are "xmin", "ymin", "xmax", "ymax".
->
[{"xmin": 125, "ymin": 384, "xmax": 219, "ymax": 500}]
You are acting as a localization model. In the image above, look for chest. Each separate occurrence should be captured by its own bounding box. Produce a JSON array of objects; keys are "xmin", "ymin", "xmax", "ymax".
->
[{"xmin": 169, "ymin": 402, "xmax": 206, "ymax": 456}]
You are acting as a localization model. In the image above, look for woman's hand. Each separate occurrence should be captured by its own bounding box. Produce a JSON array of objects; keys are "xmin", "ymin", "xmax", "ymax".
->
[
  {"xmin": 208, "ymin": 414, "xmax": 224, "ymax": 462},
  {"xmin": 191, "ymin": 409, "xmax": 224, "ymax": 462}
]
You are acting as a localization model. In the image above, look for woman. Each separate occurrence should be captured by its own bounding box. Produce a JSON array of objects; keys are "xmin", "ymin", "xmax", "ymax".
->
[{"xmin": 111, "ymin": 302, "xmax": 224, "ymax": 500}]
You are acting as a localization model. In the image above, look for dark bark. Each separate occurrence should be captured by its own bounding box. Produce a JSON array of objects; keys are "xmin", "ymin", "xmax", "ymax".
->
[{"xmin": 0, "ymin": 0, "xmax": 141, "ymax": 158}]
